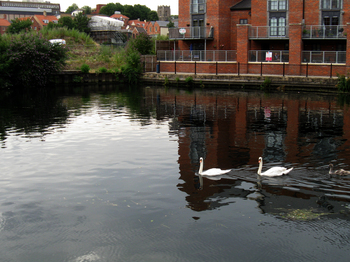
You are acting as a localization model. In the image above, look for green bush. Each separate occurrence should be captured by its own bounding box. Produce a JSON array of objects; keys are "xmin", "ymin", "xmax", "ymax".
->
[
  {"xmin": 81, "ymin": 63, "xmax": 90, "ymax": 73},
  {"xmin": 99, "ymin": 67, "xmax": 108, "ymax": 73},
  {"xmin": 120, "ymin": 46, "xmax": 142, "ymax": 84},
  {"xmin": 0, "ymin": 32, "xmax": 68, "ymax": 88},
  {"xmin": 336, "ymin": 73, "xmax": 350, "ymax": 92}
]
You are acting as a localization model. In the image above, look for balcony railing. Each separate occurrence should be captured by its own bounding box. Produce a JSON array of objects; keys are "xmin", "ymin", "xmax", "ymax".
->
[
  {"xmin": 157, "ymin": 50, "xmax": 237, "ymax": 61},
  {"xmin": 169, "ymin": 27, "xmax": 214, "ymax": 40},
  {"xmin": 191, "ymin": 3, "xmax": 206, "ymax": 14},
  {"xmin": 249, "ymin": 26, "xmax": 289, "ymax": 39},
  {"xmin": 302, "ymin": 51, "xmax": 346, "ymax": 63},
  {"xmin": 249, "ymin": 50, "xmax": 289, "ymax": 62},
  {"xmin": 302, "ymin": 25, "xmax": 347, "ymax": 39}
]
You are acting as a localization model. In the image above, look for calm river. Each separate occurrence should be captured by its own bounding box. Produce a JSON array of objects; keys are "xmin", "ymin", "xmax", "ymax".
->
[{"xmin": 1, "ymin": 85, "xmax": 350, "ymax": 261}]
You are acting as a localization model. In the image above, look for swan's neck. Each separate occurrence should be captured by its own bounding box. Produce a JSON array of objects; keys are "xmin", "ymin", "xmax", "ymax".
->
[
  {"xmin": 199, "ymin": 161, "xmax": 203, "ymax": 174},
  {"xmin": 329, "ymin": 165, "xmax": 333, "ymax": 174},
  {"xmin": 257, "ymin": 159, "xmax": 263, "ymax": 175}
]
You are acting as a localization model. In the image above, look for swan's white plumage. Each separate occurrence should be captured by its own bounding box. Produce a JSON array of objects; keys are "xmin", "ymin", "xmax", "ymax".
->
[
  {"xmin": 198, "ymin": 157, "xmax": 231, "ymax": 176},
  {"xmin": 257, "ymin": 157, "xmax": 293, "ymax": 177}
]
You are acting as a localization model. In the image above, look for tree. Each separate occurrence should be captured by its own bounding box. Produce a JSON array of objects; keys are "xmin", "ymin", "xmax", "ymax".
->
[
  {"xmin": 65, "ymin": 3, "xmax": 79, "ymax": 14},
  {"xmin": 148, "ymin": 11, "xmax": 159, "ymax": 21},
  {"xmin": 99, "ymin": 3, "xmax": 118, "ymax": 16},
  {"xmin": 127, "ymin": 32, "xmax": 154, "ymax": 55},
  {"xmin": 7, "ymin": 18, "xmax": 32, "ymax": 34},
  {"xmin": 167, "ymin": 19, "xmax": 175, "ymax": 28},
  {"xmin": 58, "ymin": 16, "xmax": 74, "ymax": 29},
  {"xmin": 73, "ymin": 13, "xmax": 90, "ymax": 34},
  {"xmin": 0, "ymin": 32, "xmax": 68, "ymax": 88},
  {"xmin": 81, "ymin": 6, "xmax": 92, "ymax": 15}
]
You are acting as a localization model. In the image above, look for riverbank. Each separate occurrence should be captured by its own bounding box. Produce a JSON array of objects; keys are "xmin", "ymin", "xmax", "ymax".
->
[
  {"xmin": 54, "ymin": 71, "xmax": 340, "ymax": 93},
  {"xmin": 141, "ymin": 72, "xmax": 339, "ymax": 93}
]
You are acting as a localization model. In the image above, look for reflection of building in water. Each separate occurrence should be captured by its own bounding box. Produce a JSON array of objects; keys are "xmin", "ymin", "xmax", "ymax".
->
[{"xmin": 145, "ymin": 88, "xmax": 350, "ymax": 211}]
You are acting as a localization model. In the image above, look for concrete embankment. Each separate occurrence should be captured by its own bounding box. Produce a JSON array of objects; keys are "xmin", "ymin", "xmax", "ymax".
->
[
  {"xmin": 141, "ymin": 72, "xmax": 339, "ymax": 93},
  {"xmin": 55, "ymin": 71, "xmax": 339, "ymax": 93}
]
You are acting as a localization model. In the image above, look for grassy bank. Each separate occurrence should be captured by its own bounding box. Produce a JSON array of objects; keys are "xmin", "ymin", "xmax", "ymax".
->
[{"xmin": 40, "ymin": 27, "xmax": 128, "ymax": 72}]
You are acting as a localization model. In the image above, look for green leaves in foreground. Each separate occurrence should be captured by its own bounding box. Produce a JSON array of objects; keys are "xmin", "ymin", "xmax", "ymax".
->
[{"xmin": 0, "ymin": 32, "xmax": 68, "ymax": 88}]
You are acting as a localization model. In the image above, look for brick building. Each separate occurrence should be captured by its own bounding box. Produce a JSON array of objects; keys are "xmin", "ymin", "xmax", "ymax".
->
[
  {"xmin": 166, "ymin": 0, "xmax": 350, "ymax": 76},
  {"xmin": 0, "ymin": 1, "xmax": 60, "ymax": 22},
  {"xmin": 0, "ymin": 17, "xmax": 9, "ymax": 34}
]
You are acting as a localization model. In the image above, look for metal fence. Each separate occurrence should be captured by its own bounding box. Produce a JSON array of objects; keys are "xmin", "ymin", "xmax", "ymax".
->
[
  {"xmin": 302, "ymin": 25, "xmax": 347, "ymax": 39},
  {"xmin": 157, "ymin": 50, "xmax": 237, "ymax": 61},
  {"xmin": 249, "ymin": 50, "xmax": 289, "ymax": 62},
  {"xmin": 302, "ymin": 51, "xmax": 346, "ymax": 63}
]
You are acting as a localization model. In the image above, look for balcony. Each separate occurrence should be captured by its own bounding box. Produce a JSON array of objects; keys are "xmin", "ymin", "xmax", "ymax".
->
[
  {"xmin": 157, "ymin": 50, "xmax": 237, "ymax": 61},
  {"xmin": 302, "ymin": 25, "xmax": 347, "ymax": 39},
  {"xmin": 302, "ymin": 51, "xmax": 346, "ymax": 63},
  {"xmin": 249, "ymin": 50, "xmax": 289, "ymax": 62},
  {"xmin": 169, "ymin": 27, "xmax": 214, "ymax": 40},
  {"xmin": 249, "ymin": 26, "xmax": 289, "ymax": 39}
]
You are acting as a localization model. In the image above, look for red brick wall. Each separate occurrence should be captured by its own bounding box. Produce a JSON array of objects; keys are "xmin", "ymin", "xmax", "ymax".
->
[
  {"xmin": 230, "ymin": 10, "xmax": 251, "ymax": 50},
  {"xmin": 251, "ymin": 0, "xmax": 267, "ymax": 26},
  {"xmin": 158, "ymin": 61, "xmax": 346, "ymax": 77}
]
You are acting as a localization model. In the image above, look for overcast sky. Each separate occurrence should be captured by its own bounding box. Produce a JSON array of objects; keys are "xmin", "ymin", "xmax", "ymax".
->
[{"xmin": 59, "ymin": 0, "xmax": 179, "ymax": 16}]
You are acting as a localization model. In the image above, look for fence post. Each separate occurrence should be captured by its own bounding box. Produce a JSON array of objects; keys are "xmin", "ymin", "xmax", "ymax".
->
[
  {"xmin": 195, "ymin": 61, "xmax": 196, "ymax": 75},
  {"xmin": 238, "ymin": 62, "xmax": 240, "ymax": 76},
  {"xmin": 306, "ymin": 63, "xmax": 308, "ymax": 77},
  {"xmin": 330, "ymin": 63, "xmax": 332, "ymax": 78},
  {"xmin": 283, "ymin": 63, "xmax": 285, "ymax": 77},
  {"xmin": 175, "ymin": 60, "xmax": 176, "ymax": 74},
  {"xmin": 261, "ymin": 62, "xmax": 263, "ymax": 76},
  {"xmin": 216, "ymin": 61, "xmax": 218, "ymax": 75}
]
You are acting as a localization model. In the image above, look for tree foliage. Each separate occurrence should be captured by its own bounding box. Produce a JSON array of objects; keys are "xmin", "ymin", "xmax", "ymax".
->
[
  {"xmin": 7, "ymin": 18, "xmax": 32, "ymax": 34},
  {"xmin": 73, "ymin": 13, "xmax": 91, "ymax": 34},
  {"xmin": 99, "ymin": 3, "xmax": 158, "ymax": 21},
  {"xmin": 127, "ymin": 32, "xmax": 154, "ymax": 55},
  {"xmin": 58, "ymin": 16, "xmax": 75, "ymax": 29},
  {"xmin": 65, "ymin": 3, "xmax": 79, "ymax": 14},
  {"xmin": 81, "ymin": 6, "xmax": 92, "ymax": 14},
  {"xmin": 99, "ymin": 3, "xmax": 119, "ymax": 16},
  {"xmin": 0, "ymin": 32, "xmax": 68, "ymax": 88}
]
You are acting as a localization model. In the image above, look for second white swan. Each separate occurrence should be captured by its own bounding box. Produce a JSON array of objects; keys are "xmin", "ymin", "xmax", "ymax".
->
[
  {"xmin": 257, "ymin": 157, "xmax": 293, "ymax": 177},
  {"xmin": 198, "ymin": 157, "xmax": 231, "ymax": 176}
]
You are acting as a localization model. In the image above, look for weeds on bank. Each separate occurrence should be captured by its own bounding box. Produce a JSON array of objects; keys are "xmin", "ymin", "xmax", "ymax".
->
[{"xmin": 336, "ymin": 73, "xmax": 350, "ymax": 93}]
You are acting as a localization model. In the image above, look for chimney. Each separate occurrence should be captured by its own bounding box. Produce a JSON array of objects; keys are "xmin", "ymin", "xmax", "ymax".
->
[{"xmin": 43, "ymin": 11, "xmax": 47, "ymax": 17}]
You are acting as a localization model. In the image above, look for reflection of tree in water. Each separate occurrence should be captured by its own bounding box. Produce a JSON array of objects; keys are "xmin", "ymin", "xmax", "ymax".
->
[{"xmin": 0, "ymin": 90, "xmax": 69, "ymax": 146}]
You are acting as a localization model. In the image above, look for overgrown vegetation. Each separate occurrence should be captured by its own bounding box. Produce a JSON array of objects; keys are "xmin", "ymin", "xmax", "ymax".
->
[
  {"xmin": 1, "ymin": 26, "xmax": 155, "ymax": 88},
  {"xmin": 260, "ymin": 77, "xmax": 272, "ymax": 91},
  {"xmin": 336, "ymin": 73, "xmax": 350, "ymax": 92},
  {"xmin": 0, "ymin": 31, "xmax": 68, "ymax": 88}
]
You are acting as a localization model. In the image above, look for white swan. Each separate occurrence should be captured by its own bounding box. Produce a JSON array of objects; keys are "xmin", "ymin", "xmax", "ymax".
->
[
  {"xmin": 198, "ymin": 157, "xmax": 231, "ymax": 176},
  {"xmin": 329, "ymin": 163, "xmax": 350, "ymax": 176},
  {"xmin": 257, "ymin": 157, "xmax": 293, "ymax": 177}
]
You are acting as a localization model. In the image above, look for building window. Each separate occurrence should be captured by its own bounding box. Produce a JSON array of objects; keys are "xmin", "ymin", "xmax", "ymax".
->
[
  {"xmin": 240, "ymin": 19, "xmax": 248, "ymax": 24},
  {"xmin": 269, "ymin": 0, "xmax": 287, "ymax": 11},
  {"xmin": 322, "ymin": 0, "xmax": 341, "ymax": 10},
  {"xmin": 269, "ymin": 13, "xmax": 286, "ymax": 36}
]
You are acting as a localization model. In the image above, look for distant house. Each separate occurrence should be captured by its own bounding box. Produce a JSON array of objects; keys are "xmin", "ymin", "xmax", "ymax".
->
[
  {"xmin": 0, "ymin": 18, "xmax": 10, "ymax": 34},
  {"xmin": 132, "ymin": 26, "xmax": 147, "ymax": 39},
  {"xmin": 145, "ymin": 21, "xmax": 175, "ymax": 37},
  {"xmin": 110, "ymin": 12, "xmax": 129, "ymax": 28},
  {"xmin": 127, "ymin": 19, "xmax": 147, "ymax": 30},
  {"xmin": 17, "ymin": 12, "xmax": 58, "ymax": 31},
  {"xmin": 71, "ymin": 9, "xmax": 83, "ymax": 17}
]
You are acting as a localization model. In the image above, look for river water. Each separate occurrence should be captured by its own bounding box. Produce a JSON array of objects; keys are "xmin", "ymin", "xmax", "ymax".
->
[{"xmin": 1, "ymin": 85, "xmax": 350, "ymax": 261}]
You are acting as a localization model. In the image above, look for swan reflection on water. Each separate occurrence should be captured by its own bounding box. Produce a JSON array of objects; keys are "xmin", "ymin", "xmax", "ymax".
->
[{"xmin": 189, "ymin": 165, "xmax": 350, "ymax": 220}]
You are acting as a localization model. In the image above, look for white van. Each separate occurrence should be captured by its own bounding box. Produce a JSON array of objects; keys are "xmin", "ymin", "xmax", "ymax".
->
[{"xmin": 49, "ymin": 39, "xmax": 66, "ymax": 45}]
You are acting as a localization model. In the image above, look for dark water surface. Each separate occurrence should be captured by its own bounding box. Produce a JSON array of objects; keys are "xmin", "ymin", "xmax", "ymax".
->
[{"xmin": 1, "ymin": 85, "xmax": 350, "ymax": 261}]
